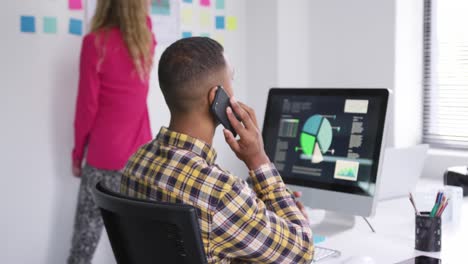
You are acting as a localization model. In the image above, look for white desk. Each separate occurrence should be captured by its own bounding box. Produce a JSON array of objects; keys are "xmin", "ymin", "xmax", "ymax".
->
[{"xmin": 309, "ymin": 179, "xmax": 468, "ymax": 263}]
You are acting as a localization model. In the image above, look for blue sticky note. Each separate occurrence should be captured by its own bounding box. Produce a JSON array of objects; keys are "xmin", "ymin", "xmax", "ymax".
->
[
  {"xmin": 182, "ymin": 31, "xmax": 192, "ymax": 38},
  {"xmin": 183, "ymin": 0, "xmax": 193, "ymax": 3},
  {"xmin": 20, "ymin": 16, "xmax": 36, "ymax": 33},
  {"xmin": 313, "ymin": 235, "xmax": 326, "ymax": 244},
  {"xmin": 200, "ymin": 33, "xmax": 210, "ymax": 37},
  {"xmin": 216, "ymin": 0, "xmax": 225, "ymax": 9},
  {"xmin": 43, "ymin": 17, "xmax": 57, "ymax": 34},
  {"xmin": 151, "ymin": 0, "xmax": 171, "ymax": 15},
  {"xmin": 215, "ymin": 16, "xmax": 225, "ymax": 29},
  {"xmin": 69, "ymin": 18, "xmax": 83, "ymax": 36}
]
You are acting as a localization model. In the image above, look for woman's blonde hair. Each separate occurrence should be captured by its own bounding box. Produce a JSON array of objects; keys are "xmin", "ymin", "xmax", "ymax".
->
[{"xmin": 91, "ymin": 0, "xmax": 153, "ymax": 79}]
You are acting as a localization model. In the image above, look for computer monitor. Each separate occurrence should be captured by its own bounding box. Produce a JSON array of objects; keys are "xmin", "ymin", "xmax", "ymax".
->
[{"xmin": 262, "ymin": 88, "xmax": 389, "ymax": 217}]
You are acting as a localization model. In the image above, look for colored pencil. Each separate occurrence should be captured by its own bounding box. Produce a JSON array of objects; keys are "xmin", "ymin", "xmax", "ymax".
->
[
  {"xmin": 435, "ymin": 196, "xmax": 446, "ymax": 217},
  {"xmin": 409, "ymin": 193, "xmax": 420, "ymax": 216},
  {"xmin": 437, "ymin": 198, "xmax": 450, "ymax": 217}
]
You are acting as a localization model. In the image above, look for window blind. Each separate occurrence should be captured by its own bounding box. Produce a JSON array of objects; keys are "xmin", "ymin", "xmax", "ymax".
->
[{"xmin": 423, "ymin": 0, "xmax": 468, "ymax": 149}]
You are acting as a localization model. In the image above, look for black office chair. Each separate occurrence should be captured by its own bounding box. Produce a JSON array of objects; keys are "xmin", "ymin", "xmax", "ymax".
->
[{"xmin": 92, "ymin": 182, "xmax": 207, "ymax": 264}]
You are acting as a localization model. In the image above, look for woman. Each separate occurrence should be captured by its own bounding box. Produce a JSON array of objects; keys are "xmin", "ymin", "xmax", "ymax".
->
[{"xmin": 68, "ymin": 0, "xmax": 156, "ymax": 263}]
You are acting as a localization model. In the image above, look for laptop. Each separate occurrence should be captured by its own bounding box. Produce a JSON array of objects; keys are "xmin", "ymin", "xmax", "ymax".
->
[{"xmin": 378, "ymin": 144, "xmax": 429, "ymax": 200}]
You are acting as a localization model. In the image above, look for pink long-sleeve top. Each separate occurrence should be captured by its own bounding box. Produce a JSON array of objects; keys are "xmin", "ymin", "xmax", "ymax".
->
[{"xmin": 72, "ymin": 20, "xmax": 156, "ymax": 171}]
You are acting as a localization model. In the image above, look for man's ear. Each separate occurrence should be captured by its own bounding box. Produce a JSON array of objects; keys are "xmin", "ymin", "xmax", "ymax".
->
[{"xmin": 208, "ymin": 86, "xmax": 218, "ymax": 106}]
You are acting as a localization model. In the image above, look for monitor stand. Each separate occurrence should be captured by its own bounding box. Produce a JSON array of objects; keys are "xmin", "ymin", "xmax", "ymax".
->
[{"xmin": 308, "ymin": 209, "xmax": 356, "ymax": 237}]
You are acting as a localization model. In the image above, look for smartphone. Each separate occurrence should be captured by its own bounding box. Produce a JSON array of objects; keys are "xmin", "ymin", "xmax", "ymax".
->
[{"xmin": 210, "ymin": 86, "xmax": 240, "ymax": 137}]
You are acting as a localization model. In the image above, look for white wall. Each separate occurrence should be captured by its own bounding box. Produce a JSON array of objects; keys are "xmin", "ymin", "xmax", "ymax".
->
[
  {"xmin": 247, "ymin": 0, "xmax": 397, "ymax": 146},
  {"xmin": 212, "ymin": 0, "xmax": 249, "ymax": 179},
  {"xmin": 1, "ymin": 1, "xmax": 81, "ymax": 263},
  {"xmin": 1, "ymin": 1, "xmax": 247, "ymax": 263},
  {"xmin": 245, "ymin": 0, "xmax": 279, "ymax": 129},
  {"xmin": 394, "ymin": 0, "xmax": 424, "ymax": 147}
]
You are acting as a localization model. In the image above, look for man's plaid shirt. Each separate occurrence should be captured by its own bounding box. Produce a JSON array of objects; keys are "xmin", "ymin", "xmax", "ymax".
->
[{"xmin": 121, "ymin": 127, "xmax": 314, "ymax": 263}]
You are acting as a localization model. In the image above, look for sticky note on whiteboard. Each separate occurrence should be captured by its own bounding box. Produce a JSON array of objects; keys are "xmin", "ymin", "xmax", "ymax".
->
[
  {"xmin": 69, "ymin": 0, "xmax": 83, "ymax": 10},
  {"xmin": 181, "ymin": 8, "xmax": 193, "ymax": 26},
  {"xmin": 69, "ymin": 18, "xmax": 83, "ymax": 36},
  {"xmin": 213, "ymin": 33, "xmax": 224, "ymax": 46},
  {"xmin": 226, "ymin": 16, "xmax": 237, "ymax": 31},
  {"xmin": 200, "ymin": 0, "xmax": 210, "ymax": 7},
  {"xmin": 344, "ymin": 99, "xmax": 369, "ymax": 114},
  {"xmin": 182, "ymin": 31, "xmax": 192, "ymax": 38},
  {"xmin": 20, "ymin": 16, "xmax": 36, "ymax": 33},
  {"xmin": 215, "ymin": 16, "xmax": 225, "ymax": 29},
  {"xmin": 216, "ymin": 0, "xmax": 225, "ymax": 9},
  {"xmin": 200, "ymin": 10, "xmax": 211, "ymax": 28},
  {"xmin": 43, "ymin": 17, "xmax": 58, "ymax": 34},
  {"xmin": 151, "ymin": 0, "xmax": 171, "ymax": 15}
]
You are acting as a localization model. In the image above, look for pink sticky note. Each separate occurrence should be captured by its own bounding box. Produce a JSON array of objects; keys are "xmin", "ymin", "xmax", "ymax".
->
[
  {"xmin": 200, "ymin": 0, "xmax": 211, "ymax": 7},
  {"xmin": 69, "ymin": 0, "xmax": 83, "ymax": 10}
]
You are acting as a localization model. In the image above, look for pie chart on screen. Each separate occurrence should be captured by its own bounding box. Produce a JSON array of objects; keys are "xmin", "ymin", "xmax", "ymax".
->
[{"xmin": 299, "ymin": 115, "xmax": 333, "ymax": 163}]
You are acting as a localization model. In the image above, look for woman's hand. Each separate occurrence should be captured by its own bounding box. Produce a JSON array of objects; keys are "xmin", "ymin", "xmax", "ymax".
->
[{"xmin": 72, "ymin": 160, "xmax": 82, "ymax": 177}]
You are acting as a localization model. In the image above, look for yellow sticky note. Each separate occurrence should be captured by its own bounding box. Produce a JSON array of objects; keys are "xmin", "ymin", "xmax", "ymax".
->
[
  {"xmin": 213, "ymin": 33, "xmax": 225, "ymax": 46},
  {"xmin": 226, "ymin": 16, "xmax": 238, "ymax": 31},
  {"xmin": 200, "ymin": 10, "xmax": 211, "ymax": 28},
  {"xmin": 181, "ymin": 8, "xmax": 193, "ymax": 26}
]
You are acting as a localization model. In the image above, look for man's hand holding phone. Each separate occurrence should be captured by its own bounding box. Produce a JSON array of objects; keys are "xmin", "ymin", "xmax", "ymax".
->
[{"xmin": 223, "ymin": 97, "xmax": 271, "ymax": 171}]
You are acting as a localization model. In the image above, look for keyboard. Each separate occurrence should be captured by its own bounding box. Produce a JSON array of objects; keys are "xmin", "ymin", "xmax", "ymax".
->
[{"xmin": 312, "ymin": 246, "xmax": 341, "ymax": 263}]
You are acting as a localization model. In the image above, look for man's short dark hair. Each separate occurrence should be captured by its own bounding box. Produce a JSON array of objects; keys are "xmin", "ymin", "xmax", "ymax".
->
[{"xmin": 158, "ymin": 37, "xmax": 226, "ymax": 113}]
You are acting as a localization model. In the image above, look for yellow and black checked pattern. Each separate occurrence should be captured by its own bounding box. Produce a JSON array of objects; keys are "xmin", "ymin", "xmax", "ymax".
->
[{"xmin": 121, "ymin": 127, "xmax": 314, "ymax": 263}]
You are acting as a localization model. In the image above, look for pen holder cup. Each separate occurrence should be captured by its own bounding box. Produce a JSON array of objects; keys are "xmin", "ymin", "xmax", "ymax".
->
[{"xmin": 415, "ymin": 212, "xmax": 441, "ymax": 252}]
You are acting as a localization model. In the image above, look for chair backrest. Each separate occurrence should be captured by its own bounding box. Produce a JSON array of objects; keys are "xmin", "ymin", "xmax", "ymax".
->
[{"xmin": 92, "ymin": 182, "xmax": 207, "ymax": 264}]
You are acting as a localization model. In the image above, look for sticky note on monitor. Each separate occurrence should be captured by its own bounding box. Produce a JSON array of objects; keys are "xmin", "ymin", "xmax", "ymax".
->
[
  {"xmin": 215, "ymin": 16, "xmax": 225, "ymax": 29},
  {"xmin": 69, "ymin": 18, "xmax": 83, "ymax": 36},
  {"xmin": 226, "ymin": 16, "xmax": 237, "ymax": 31},
  {"xmin": 20, "ymin": 16, "xmax": 36, "ymax": 33},
  {"xmin": 43, "ymin": 17, "xmax": 57, "ymax": 34},
  {"xmin": 344, "ymin": 99, "xmax": 369, "ymax": 114},
  {"xmin": 183, "ymin": 0, "xmax": 193, "ymax": 3}
]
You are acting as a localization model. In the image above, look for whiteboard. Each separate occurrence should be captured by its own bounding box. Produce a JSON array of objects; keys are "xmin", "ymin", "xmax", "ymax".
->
[
  {"xmin": 85, "ymin": 0, "xmax": 96, "ymax": 31},
  {"xmin": 4, "ymin": 1, "xmax": 245, "ymax": 263},
  {"xmin": 85, "ymin": 0, "xmax": 180, "ymax": 46},
  {"xmin": 152, "ymin": 0, "xmax": 181, "ymax": 46}
]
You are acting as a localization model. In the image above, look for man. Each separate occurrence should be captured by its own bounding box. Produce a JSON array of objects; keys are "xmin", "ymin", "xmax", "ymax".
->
[{"xmin": 121, "ymin": 37, "xmax": 314, "ymax": 263}]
